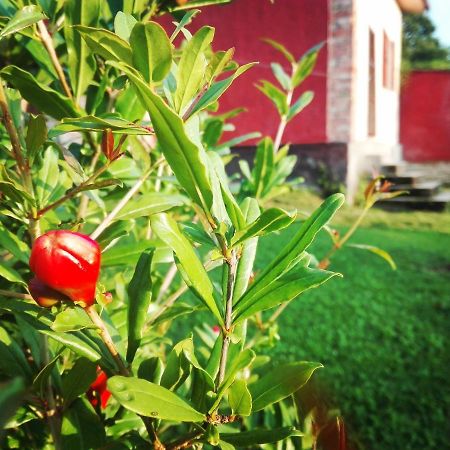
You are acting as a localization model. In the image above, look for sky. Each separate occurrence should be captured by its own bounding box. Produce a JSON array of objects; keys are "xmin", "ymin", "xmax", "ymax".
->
[{"xmin": 427, "ymin": 0, "xmax": 450, "ymax": 47}]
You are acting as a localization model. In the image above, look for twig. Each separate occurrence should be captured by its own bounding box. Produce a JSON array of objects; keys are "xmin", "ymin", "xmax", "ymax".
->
[
  {"xmin": 0, "ymin": 81, "xmax": 26, "ymax": 175},
  {"xmin": 0, "ymin": 289, "xmax": 32, "ymax": 300},
  {"xmin": 37, "ymin": 21, "xmax": 73, "ymax": 100},
  {"xmin": 273, "ymin": 87, "xmax": 293, "ymax": 153},
  {"xmin": 84, "ymin": 305, "xmax": 129, "ymax": 376},
  {"xmin": 166, "ymin": 431, "xmax": 203, "ymax": 450},
  {"xmin": 90, "ymin": 167, "xmax": 153, "ymax": 240},
  {"xmin": 216, "ymin": 251, "xmax": 238, "ymax": 386}
]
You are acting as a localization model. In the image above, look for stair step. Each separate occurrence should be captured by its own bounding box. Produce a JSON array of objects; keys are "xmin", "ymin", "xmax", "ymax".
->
[
  {"xmin": 388, "ymin": 181, "xmax": 441, "ymax": 197},
  {"xmin": 376, "ymin": 191, "xmax": 450, "ymax": 212}
]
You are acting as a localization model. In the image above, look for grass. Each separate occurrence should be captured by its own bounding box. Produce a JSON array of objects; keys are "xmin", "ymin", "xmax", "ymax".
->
[{"xmin": 258, "ymin": 189, "xmax": 450, "ymax": 450}]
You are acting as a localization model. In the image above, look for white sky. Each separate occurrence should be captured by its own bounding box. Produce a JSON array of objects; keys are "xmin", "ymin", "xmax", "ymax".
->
[{"xmin": 427, "ymin": 0, "xmax": 450, "ymax": 47}]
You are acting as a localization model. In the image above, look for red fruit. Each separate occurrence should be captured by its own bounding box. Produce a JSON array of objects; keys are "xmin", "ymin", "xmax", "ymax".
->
[
  {"xmin": 87, "ymin": 369, "xmax": 111, "ymax": 409},
  {"xmin": 28, "ymin": 277, "xmax": 70, "ymax": 308},
  {"xmin": 29, "ymin": 230, "xmax": 100, "ymax": 308}
]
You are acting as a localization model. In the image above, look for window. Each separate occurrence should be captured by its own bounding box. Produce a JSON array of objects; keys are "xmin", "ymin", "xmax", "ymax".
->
[{"xmin": 383, "ymin": 32, "xmax": 395, "ymax": 90}]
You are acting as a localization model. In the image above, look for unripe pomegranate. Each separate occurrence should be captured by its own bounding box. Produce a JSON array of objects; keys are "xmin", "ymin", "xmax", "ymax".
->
[{"xmin": 29, "ymin": 230, "xmax": 100, "ymax": 308}]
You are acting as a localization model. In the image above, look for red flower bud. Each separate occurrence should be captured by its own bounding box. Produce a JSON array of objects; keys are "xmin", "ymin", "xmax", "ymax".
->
[
  {"xmin": 28, "ymin": 277, "xmax": 70, "ymax": 308},
  {"xmin": 29, "ymin": 230, "xmax": 101, "ymax": 308},
  {"xmin": 87, "ymin": 369, "xmax": 111, "ymax": 410}
]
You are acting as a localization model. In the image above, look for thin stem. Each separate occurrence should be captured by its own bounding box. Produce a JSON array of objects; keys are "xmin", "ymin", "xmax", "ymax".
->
[
  {"xmin": 156, "ymin": 263, "xmax": 178, "ymax": 303},
  {"xmin": 37, "ymin": 163, "xmax": 111, "ymax": 217},
  {"xmin": 0, "ymin": 80, "xmax": 26, "ymax": 175},
  {"xmin": 0, "ymin": 289, "xmax": 32, "ymax": 300},
  {"xmin": 90, "ymin": 167, "xmax": 153, "ymax": 240},
  {"xmin": 167, "ymin": 431, "xmax": 203, "ymax": 450},
  {"xmin": 273, "ymin": 88, "xmax": 293, "ymax": 153},
  {"xmin": 37, "ymin": 21, "xmax": 73, "ymax": 100},
  {"xmin": 216, "ymin": 251, "xmax": 237, "ymax": 387},
  {"xmin": 84, "ymin": 305, "xmax": 129, "ymax": 376}
]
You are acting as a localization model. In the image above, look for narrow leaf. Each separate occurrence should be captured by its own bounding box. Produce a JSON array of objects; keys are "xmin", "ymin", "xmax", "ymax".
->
[
  {"xmin": 62, "ymin": 358, "xmax": 97, "ymax": 408},
  {"xmin": 292, "ymin": 43, "xmax": 324, "ymax": 88},
  {"xmin": 250, "ymin": 361, "xmax": 323, "ymax": 411},
  {"xmin": 263, "ymin": 38, "xmax": 295, "ymax": 63},
  {"xmin": 151, "ymin": 213, "xmax": 222, "ymax": 324},
  {"xmin": 130, "ymin": 22, "xmax": 172, "ymax": 84},
  {"xmin": 348, "ymin": 244, "xmax": 397, "ymax": 270},
  {"xmin": 0, "ymin": 378, "xmax": 25, "ymax": 432},
  {"xmin": 25, "ymin": 114, "xmax": 47, "ymax": 164},
  {"xmin": 108, "ymin": 375, "xmax": 205, "ymax": 422},
  {"xmin": 110, "ymin": 62, "xmax": 214, "ymax": 215},
  {"xmin": 256, "ymin": 80, "xmax": 288, "ymax": 116},
  {"xmin": 1, "ymin": 66, "xmax": 79, "ymax": 119},
  {"xmin": 232, "ymin": 207, "xmax": 296, "ymax": 247},
  {"xmin": 75, "ymin": 26, "xmax": 133, "ymax": 65},
  {"xmin": 114, "ymin": 11, "xmax": 137, "ymax": 41},
  {"xmin": 174, "ymin": 26, "xmax": 215, "ymax": 114},
  {"xmin": 0, "ymin": 5, "xmax": 45, "ymax": 39},
  {"xmin": 228, "ymin": 379, "xmax": 251, "ymax": 416},
  {"xmin": 126, "ymin": 249, "xmax": 154, "ymax": 363},
  {"xmin": 287, "ymin": 90, "xmax": 314, "ymax": 122}
]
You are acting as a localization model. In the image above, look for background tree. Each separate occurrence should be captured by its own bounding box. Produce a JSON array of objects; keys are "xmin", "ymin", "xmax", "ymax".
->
[{"xmin": 402, "ymin": 13, "xmax": 450, "ymax": 70}]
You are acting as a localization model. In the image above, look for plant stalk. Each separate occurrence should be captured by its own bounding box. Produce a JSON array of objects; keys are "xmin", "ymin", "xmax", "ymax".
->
[
  {"xmin": 216, "ymin": 251, "xmax": 237, "ymax": 386},
  {"xmin": 0, "ymin": 80, "xmax": 26, "ymax": 175},
  {"xmin": 37, "ymin": 21, "xmax": 73, "ymax": 100},
  {"xmin": 273, "ymin": 88, "xmax": 293, "ymax": 153},
  {"xmin": 90, "ymin": 167, "xmax": 153, "ymax": 240}
]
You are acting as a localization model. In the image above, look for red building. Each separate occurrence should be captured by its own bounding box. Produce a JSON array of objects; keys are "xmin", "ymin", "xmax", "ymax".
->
[{"xmin": 177, "ymin": 0, "xmax": 428, "ymax": 200}]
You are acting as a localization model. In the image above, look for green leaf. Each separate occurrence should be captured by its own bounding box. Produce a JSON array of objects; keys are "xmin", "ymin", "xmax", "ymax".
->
[
  {"xmin": 126, "ymin": 249, "xmax": 154, "ymax": 363},
  {"xmin": 108, "ymin": 375, "xmax": 205, "ymax": 422},
  {"xmin": 151, "ymin": 213, "xmax": 222, "ymax": 324},
  {"xmin": 33, "ymin": 351, "xmax": 61, "ymax": 397},
  {"xmin": 271, "ymin": 62, "xmax": 291, "ymax": 90},
  {"xmin": 75, "ymin": 25, "xmax": 133, "ymax": 65},
  {"xmin": 0, "ymin": 263, "xmax": 24, "ymax": 284},
  {"xmin": 77, "ymin": 179, "xmax": 123, "ymax": 193},
  {"xmin": 160, "ymin": 338, "xmax": 194, "ymax": 391},
  {"xmin": 253, "ymin": 137, "xmax": 274, "ymax": 198},
  {"xmin": 190, "ymin": 63, "xmax": 256, "ymax": 116},
  {"xmin": 169, "ymin": 0, "xmax": 232, "ymax": 11},
  {"xmin": 234, "ymin": 194, "xmax": 345, "ymax": 313},
  {"xmin": 287, "ymin": 90, "xmax": 314, "ymax": 122},
  {"xmin": 110, "ymin": 62, "xmax": 214, "ymax": 216},
  {"xmin": 174, "ymin": 26, "xmax": 215, "ymax": 114},
  {"xmin": 0, "ymin": 66, "xmax": 79, "ymax": 120},
  {"xmin": 263, "ymin": 38, "xmax": 295, "ymax": 63},
  {"xmin": 348, "ymin": 244, "xmax": 397, "ymax": 270},
  {"xmin": 49, "ymin": 115, "xmax": 151, "ymax": 138},
  {"xmin": 0, "ymin": 5, "xmax": 45, "ymax": 39},
  {"xmin": 25, "ymin": 114, "xmax": 47, "ymax": 163},
  {"xmin": 205, "ymin": 48, "xmax": 235, "ymax": 85},
  {"xmin": 292, "ymin": 43, "xmax": 323, "ymax": 88},
  {"xmin": 0, "ymin": 378, "xmax": 25, "ymax": 432},
  {"xmin": 64, "ymin": 0, "xmax": 101, "ymax": 102},
  {"xmin": 250, "ymin": 361, "xmax": 322, "ymax": 411},
  {"xmin": 52, "ymin": 307, "xmax": 94, "ymax": 333},
  {"xmin": 233, "ymin": 198, "xmax": 260, "ymax": 301},
  {"xmin": 130, "ymin": 22, "xmax": 172, "ymax": 84},
  {"xmin": 232, "ymin": 207, "xmax": 296, "ymax": 247},
  {"xmin": 234, "ymin": 267, "xmax": 340, "ymax": 322},
  {"xmin": 170, "ymin": 9, "xmax": 200, "ymax": 41},
  {"xmin": 0, "ymin": 224, "xmax": 29, "ymax": 263},
  {"xmin": 256, "ymin": 80, "xmax": 288, "ymax": 116},
  {"xmin": 61, "ymin": 398, "xmax": 106, "ymax": 450},
  {"xmin": 35, "ymin": 146, "xmax": 60, "ymax": 209},
  {"xmin": 113, "ymin": 193, "xmax": 186, "ymax": 222},
  {"xmin": 39, "ymin": 330, "xmax": 102, "ymax": 362},
  {"xmin": 62, "ymin": 357, "xmax": 97, "ymax": 408},
  {"xmin": 101, "ymin": 239, "xmax": 164, "ymax": 266},
  {"xmin": 228, "ymin": 379, "xmax": 251, "ymax": 416},
  {"xmin": 114, "ymin": 11, "xmax": 137, "ymax": 42},
  {"xmin": 222, "ymin": 427, "xmax": 303, "ymax": 446},
  {"xmin": 138, "ymin": 357, "xmax": 163, "ymax": 384},
  {"xmin": 0, "ymin": 326, "xmax": 32, "ymax": 379},
  {"xmin": 208, "ymin": 151, "xmax": 246, "ymax": 230}
]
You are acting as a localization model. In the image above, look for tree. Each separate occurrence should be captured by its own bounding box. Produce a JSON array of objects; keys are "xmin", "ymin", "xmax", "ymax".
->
[{"xmin": 402, "ymin": 13, "xmax": 450, "ymax": 70}]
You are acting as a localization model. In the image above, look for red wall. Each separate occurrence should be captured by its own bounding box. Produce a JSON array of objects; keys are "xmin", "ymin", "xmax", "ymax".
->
[
  {"xmin": 400, "ymin": 71, "xmax": 450, "ymax": 162},
  {"xmin": 160, "ymin": 0, "xmax": 328, "ymax": 144}
]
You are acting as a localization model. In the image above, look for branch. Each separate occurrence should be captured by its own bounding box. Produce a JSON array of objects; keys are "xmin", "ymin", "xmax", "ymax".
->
[{"xmin": 37, "ymin": 21, "xmax": 73, "ymax": 100}]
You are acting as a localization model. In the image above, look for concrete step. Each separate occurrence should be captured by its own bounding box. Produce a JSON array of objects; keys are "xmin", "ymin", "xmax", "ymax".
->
[
  {"xmin": 376, "ymin": 191, "xmax": 450, "ymax": 212},
  {"xmin": 388, "ymin": 181, "xmax": 441, "ymax": 197}
]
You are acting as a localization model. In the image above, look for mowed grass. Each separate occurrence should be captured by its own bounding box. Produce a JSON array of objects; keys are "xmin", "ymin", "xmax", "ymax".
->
[{"xmin": 259, "ymin": 190, "xmax": 450, "ymax": 450}]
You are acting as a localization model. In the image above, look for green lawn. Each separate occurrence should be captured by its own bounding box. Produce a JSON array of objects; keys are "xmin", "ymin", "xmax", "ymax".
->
[{"xmin": 258, "ymin": 190, "xmax": 450, "ymax": 450}]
